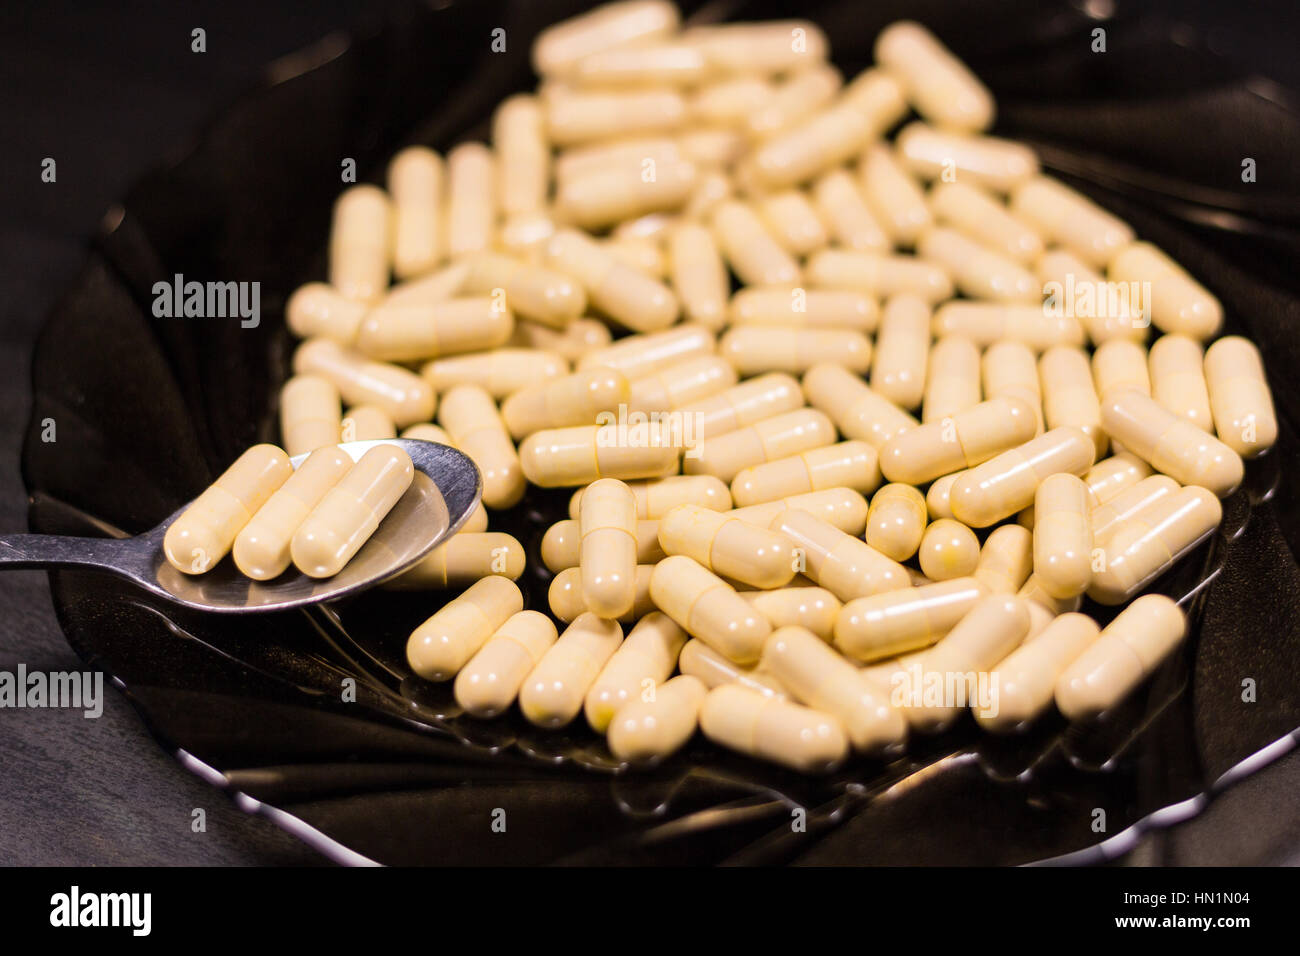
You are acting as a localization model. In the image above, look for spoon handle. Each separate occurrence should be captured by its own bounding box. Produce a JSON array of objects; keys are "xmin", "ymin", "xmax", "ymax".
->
[{"xmin": 0, "ymin": 534, "xmax": 129, "ymax": 571}]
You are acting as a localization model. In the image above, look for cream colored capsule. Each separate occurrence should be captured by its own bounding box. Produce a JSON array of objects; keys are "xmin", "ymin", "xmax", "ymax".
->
[
  {"xmin": 290, "ymin": 444, "xmax": 413, "ymax": 578},
  {"xmin": 1055, "ymin": 594, "xmax": 1186, "ymax": 720},
  {"xmin": 548, "ymin": 565, "xmax": 655, "ymax": 624},
  {"xmin": 806, "ymin": 249, "xmax": 953, "ymax": 303},
  {"xmin": 554, "ymin": 136, "xmax": 680, "ymax": 183},
  {"xmin": 542, "ymin": 519, "xmax": 662, "ymax": 572},
  {"xmin": 929, "ymin": 181, "xmax": 1043, "ymax": 263},
  {"xmin": 756, "ymin": 191, "xmax": 828, "ymax": 256},
  {"xmin": 679, "ymin": 372, "xmax": 803, "ymax": 441},
  {"xmin": 438, "ymin": 385, "xmax": 524, "ymax": 509},
  {"xmin": 746, "ymin": 63, "xmax": 842, "ymax": 139},
  {"xmin": 387, "ymin": 147, "xmax": 443, "ymax": 279},
  {"xmin": 871, "ymin": 295, "xmax": 929, "ymax": 411},
  {"xmin": 1092, "ymin": 338, "xmax": 1151, "ymax": 399},
  {"xmin": 668, "ymin": 224, "xmax": 729, "ymax": 329},
  {"xmin": 1040, "ymin": 345, "xmax": 1106, "ymax": 457},
  {"xmin": 1109, "ymin": 242, "xmax": 1222, "ymax": 340},
  {"xmin": 729, "ymin": 487, "xmax": 869, "ymax": 536},
  {"xmin": 688, "ymin": 76, "xmax": 774, "ymax": 128},
  {"xmin": 719, "ymin": 327, "xmax": 873, "ymax": 377},
  {"xmin": 974, "ymin": 524, "xmax": 1033, "ymax": 594},
  {"xmin": 918, "ymin": 227, "xmax": 1038, "ymax": 303},
  {"xmin": 950, "ymin": 427, "xmax": 1096, "ymax": 527},
  {"xmin": 285, "ymin": 283, "xmax": 367, "ymax": 344},
  {"xmin": 731, "ymin": 441, "xmax": 880, "ymax": 508},
  {"xmin": 579, "ymin": 478, "xmax": 638, "ymax": 619},
  {"xmin": 740, "ymin": 587, "xmax": 840, "ymax": 641},
  {"xmin": 341, "ymin": 405, "xmax": 396, "ymax": 442},
  {"xmin": 933, "ymin": 302, "xmax": 1084, "ymax": 352},
  {"xmin": 1037, "ymin": 249, "xmax": 1147, "ymax": 345},
  {"xmin": 520, "ymin": 613, "xmax": 623, "ymax": 728},
  {"xmin": 532, "ymin": 1, "xmax": 678, "ymax": 76},
  {"xmin": 556, "ymin": 155, "xmax": 695, "ymax": 231},
  {"xmin": 627, "ymin": 356, "xmax": 737, "ymax": 414},
  {"xmin": 454, "ymin": 611, "xmax": 557, "ymax": 718},
  {"xmin": 803, "ymin": 363, "xmax": 918, "ymax": 449},
  {"xmin": 730, "ymin": 288, "xmax": 878, "ymax": 332},
  {"xmin": 543, "ymin": 230, "xmax": 678, "ymax": 333},
  {"xmin": 922, "ymin": 335, "xmax": 982, "ymax": 424},
  {"xmin": 459, "ymin": 252, "xmax": 585, "ymax": 330},
  {"xmin": 658, "ymin": 503, "xmax": 794, "ymax": 589},
  {"xmin": 678, "ymin": 639, "xmax": 787, "ymax": 698},
  {"xmin": 1018, "ymin": 574, "xmax": 1082, "ymax": 615},
  {"xmin": 584, "ymin": 612, "xmax": 687, "ymax": 732},
  {"xmin": 649, "ymin": 555, "xmax": 771, "ymax": 664},
  {"xmin": 918, "ymin": 519, "xmax": 980, "ymax": 582},
  {"xmin": 577, "ymin": 324, "xmax": 714, "ymax": 378},
  {"xmin": 834, "ymin": 576, "xmax": 987, "ymax": 662},
  {"xmin": 328, "ymin": 185, "xmax": 390, "ymax": 304},
  {"xmin": 293, "ymin": 339, "xmax": 435, "ymax": 427},
  {"xmin": 498, "ymin": 212, "xmax": 557, "ymax": 260},
  {"xmin": 385, "ymin": 532, "xmax": 524, "ymax": 590},
  {"xmin": 1204, "ymin": 335, "xmax": 1277, "ymax": 457},
  {"xmin": 865, "ymin": 483, "xmax": 927, "ymax": 562},
  {"xmin": 770, "ymin": 508, "xmax": 910, "ymax": 601},
  {"xmin": 683, "ymin": 168, "xmax": 734, "ymax": 220},
  {"xmin": 569, "ymin": 474, "xmax": 730, "ymax": 521},
  {"xmin": 164, "ymin": 444, "xmax": 293, "ymax": 575},
  {"xmin": 685, "ymin": 408, "xmax": 836, "ymax": 483},
  {"xmin": 407, "ymin": 576, "xmax": 524, "ymax": 682},
  {"xmin": 812, "ymin": 169, "xmax": 889, "ymax": 252},
  {"xmin": 1032, "ymin": 473, "xmax": 1093, "ymax": 599},
  {"xmin": 604, "ymin": 236, "xmax": 667, "ymax": 278},
  {"xmin": 1085, "ymin": 453, "xmax": 1154, "ymax": 506},
  {"xmin": 711, "ymin": 201, "xmax": 801, "ymax": 286},
  {"xmin": 686, "ymin": 19, "xmax": 829, "ymax": 74},
  {"xmin": 510, "ymin": 317, "xmax": 611, "ymax": 364},
  {"xmin": 493, "ymin": 96, "xmax": 548, "ymax": 218},
  {"xmin": 280, "ymin": 374, "xmax": 342, "ymax": 457},
  {"xmin": 400, "ymin": 422, "xmax": 453, "ymax": 445},
  {"xmin": 1100, "ymin": 389, "xmax": 1242, "ymax": 496},
  {"xmin": 881, "ymin": 396, "xmax": 1037, "ymax": 486},
  {"xmin": 926, "ymin": 472, "xmax": 959, "ymax": 521},
  {"xmin": 1014, "ymin": 178, "xmax": 1133, "ymax": 269},
  {"xmin": 520, "ymin": 422, "xmax": 678, "ymax": 487},
  {"xmin": 983, "ymin": 341, "xmax": 1044, "ymax": 435},
  {"xmin": 899, "ymin": 595, "xmax": 1031, "ymax": 733},
  {"xmin": 546, "ymin": 88, "xmax": 685, "ymax": 147},
  {"xmin": 979, "ymin": 612, "xmax": 1101, "ymax": 732},
  {"xmin": 501, "ymin": 366, "xmax": 628, "ymax": 439},
  {"xmin": 356, "ymin": 296, "xmax": 512, "ymax": 362},
  {"xmin": 379, "ymin": 263, "xmax": 469, "ymax": 314},
  {"xmin": 1150, "ymin": 333, "xmax": 1213, "ymax": 430},
  {"xmin": 762, "ymin": 626, "xmax": 906, "ymax": 754},
  {"xmin": 896, "ymin": 122, "xmax": 1040, "ymax": 194},
  {"xmin": 700, "ymin": 683, "xmax": 847, "ymax": 772},
  {"xmin": 569, "ymin": 41, "xmax": 706, "ymax": 87},
  {"xmin": 859, "ymin": 144, "xmax": 932, "ymax": 247},
  {"xmin": 1088, "ymin": 485, "xmax": 1221, "ymax": 604},
  {"xmin": 444, "ymin": 143, "xmax": 495, "ymax": 258},
  {"xmin": 421, "ymin": 349, "xmax": 568, "ymax": 398},
  {"xmin": 607, "ymin": 674, "xmax": 706, "ymax": 763},
  {"xmin": 875, "ymin": 21, "xmax": 994, "ymax": 133}
]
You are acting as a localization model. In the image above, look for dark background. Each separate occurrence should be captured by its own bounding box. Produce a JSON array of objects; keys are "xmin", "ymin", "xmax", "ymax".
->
[{"xmin": 1, "ymin": 0, "xmax": 1298, "ymax": 865}]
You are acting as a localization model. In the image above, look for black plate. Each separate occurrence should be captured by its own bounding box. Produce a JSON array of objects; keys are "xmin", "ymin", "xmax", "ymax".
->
[{"xmin": 21, "ymin": 0, "xmax": 1300, "ymax": 865}]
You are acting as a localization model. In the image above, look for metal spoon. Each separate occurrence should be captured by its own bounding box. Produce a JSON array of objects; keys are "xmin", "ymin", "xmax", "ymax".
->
[{"xmin": 0, "ymin": 439, "xmax": 481, "ymax": 613}]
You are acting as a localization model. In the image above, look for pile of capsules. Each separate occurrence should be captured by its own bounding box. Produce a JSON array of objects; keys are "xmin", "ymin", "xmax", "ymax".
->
[{"xmin": 201, "ymin": 1, "xmax": 1278, "ymax": 772}]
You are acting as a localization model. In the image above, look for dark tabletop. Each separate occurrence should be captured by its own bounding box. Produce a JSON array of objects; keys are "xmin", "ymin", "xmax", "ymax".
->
[{"xmin": 1, "ymin": 0, "xmax": 1298, "ymax": 866}]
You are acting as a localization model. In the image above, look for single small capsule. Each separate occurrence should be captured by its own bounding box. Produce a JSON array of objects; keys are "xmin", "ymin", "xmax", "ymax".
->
[
  {"xmin": 917, "ymin": 227, "xmax": 1039, "ymax": 303},
  {"xmin": 1108, "ymin": 241, "xmax": 1222, "ymax": 340},
  {"xmin": 285, "ymin": 283, "xmax": 367, "ymax": 344},
  {"xmin": 729, "ymin": 288, "xmax": 878, "ymax": 332},
  {"xmin": 406, "ymin": 576, "xmax": 524, "ymax": 682},
  {"xmin": 1055, "ymin": 594, "xmax": 1186, "ymax": 721},
  {"xmin": 658, "ymin": 503, "xmax": 795, "ymax": 589},
  {"xmin": 926, "ymin": 472, "xmax": 960, "ymax": 521},
  {"xmin": 280, "ymin": 374, "xmax": 342, "ymax": 457},
  {"xmin": 584, "ymin": 611, "xmax": 688, "ymax": 732},
  {"xmin": 607, "ymin": 674, "xmax": 706, "ymax": 764},
  {"xmin": 541, "ymin": 518, "xmax": 663, "ymax": 572},
  {"xmin": 874, "ymin": 21, "xmax": 994, "ymax": 132},
  {"xmin": 933, "ymin": 301, "xmax": 1084, "ymax": 352},
  {"xmin": 328, "ymin": 185, "xmax": 390, "ymax": 304},
  {"xmin": 355, "ymin": 296, "xmax": 513, "ymax": 363},
  {"xmin": 812, "ymin": 169, "xmax": 890, "ymax": 253},
  {"xmin": 731, "ymin": 440, "xmax": 881, "ymax": 507},
  {"xmin": 686, "ymin": 19, "xmax": 830, "ymax": 74},
  {"xmin": 293, "ymin": 338, "xmax": 435, "ymax": 427},
  {"xmin": 627, "ymin": 356, "xmax": 737, "ymax": 414},
  {"xmin": 577, "ymin": 324, "xmax": 715, "ymax": 379},
  {"xmin": 1092, "ymin": 338, "xmax": 1152, "ymax": 399},
  {"xmin": 1032, "ymin": 473, "xmax": 1093, "ymax": 599},
  {"xmin": 896, "ymin": 122, "xmax": 1040, "ymax": 194},
  {"xmin": 978, "ymin": 612, "xmax": 1101, "ymax": 733},
  {"xmin": 341, "ymin": 405, "xmax": 396, "ymax": 442},
  {"xmin": 834, "ymin": 576, "xmax": 987, "ymax": 662},
  {"xmin": 736, "ymin": 98, "xmax": 888, "ymax": 192},
  {"xmin": 688, "ymin": 76, "xmax": 774, "ymax": 127},
  {"xmin": 1088, "ymin": 485, "xmax": 1221, "ymax": 604},
  {"xmin": 567, "ymin": 41, "xmax": 707, "ymax": 87},
  {"xmin": 532, "ymin": 1, "xmax": 679, "ymax": 76},
  {"xmin": 929, "ymin": 181, "xmax": 1043, "ymax": 263},
  {"xmin": 718, "ymin": 327, "xmax": 873, "ymax": 377},
  {"xmin": 871, "ymin": 295, "xmax": 930, "ymax": 411},
  {"xmin": 421, "ymin": 349, "xmax": 568, "ymax": 398},
  {"xmin": 899, "ymin": 595, "xmax": 1031, "ymax": 733},
  {"xmin": 922, "ymin": 335, "xmax": 982, "ymax": 424},
  {"xmin": 859, "ymin": 144, "xmax": 932, "ymax": 247},
  {"xmin": 438, "ymin": 385, "xmax": 526, "ymax": 509},
  {"xmin": 557, "ymin": 156, "xmax": 696, "ymax": 231},
  {"xmin": 548, "ymin": 565, "xmax": 656, "ymax": 623},
  {"xmin": 711, "ymin": 201, "xmax": 801, "ymax": 286},
  {"xmin": 685, "ymin": 408, "xmax": 836, "ymax": 483},
  {"xmin": 740, "ymin": 587, "xmax": 841, "ymax": 642},
  {"xmin": 289, "ymin": 444, "xmax": 412, "ymax": 578},
  {"xmin": 579, "ymin": 478, "xmax": 638, "ymax": 619},
  {"xmin": 382, "ymin": 261, "xmax": 471, "ymax": 308},
  {"xmin": 163, "ymin": 444, "xmax": 293, "ymax": 576},
  {"xmin": 444, "ymin": 143, "xmax": 495, "ymax": 259},
  {"xmin": 454, "ymin": 611, "xmax": 558, "ymax": 718},
  {"xmin": 880, "ymin": 396, "xmax": 1038, "ymax": 486},
  {"xmin": 918, "ymin": 519, "xmax": 981, "ymax": 582},
  {"xmin": 770, "ymin": 508, "xmax": 911, "ymax": 601},
  {"xmin": 387, "ymin": 147, "xmax": 443, "ymax": 280},
  {"xmin": 604, "ymin": 236, "xmax": 668, "ymax": 278},
  {"xmin": 973, "ymin": 524, "xmax": 1033, "ymax": 594},
  {"xmin": 1149, "ymin": 333, "xmax": 1213, "ymax": 432},
  {"xmin": 1100, "ymin": 389, "xmax": 1243, "ymax": 497},
  {"xmin": 761, "ymin": 626, "xmax": 907, "ymax": 754},
  {"xmin": 1012, "ymin": 176, "xmax": 1134, "ymax": 269},
  {"xmin": 950, "ymin": 427, "xmax": 1096, "ymax": 527},
  {"xmin": 1040, "ymin": 345, "xmax": 1107, "ymax": 458},
  {"xmin": 865, "ymin": 483, "xmax": 927, "ymax": 562},
  {"xmin": 519, "ymin": 613, "xmax": 624, "ymax": 728},
  {"xmin": 1084, "ymin": 453, "xmax": 1154, "ymax": 506},
  {"xmin": 699, "ymin": 684, "xmax": 848, "ymax": 773},
  {"xmin": 803, "ymin": 363, "xmax": 918, "ymax": 449},
  {"xmin": 1037, "ymin": 249, "xmax": 1148, "ymax": 345},
  {"xmin": 501, "ymin": 366, "xmax": 628, "ymax": 439},
  {"xmin": 569, "ymin": 474, "xmax": 731, "ymax": 520},
  {"xmin": 509, "ymin": 317, "xmax": 611, "ymax": 364},
  {"xmin": 459, "ymin": 252, "xmax": 586, "ymax": 330},
  {"xmin": 728, "ymin": 487, "xmax": 869, "ymax": 536},
  {"xmin": 678, "ymin": 639, "xmax": 788, "ymax": 698},
  {"xmin": 755, "ymin": 191, "xmax": 829, "ymax": 257},
  {"xmin": 745, "ymin": 63, "xmax": 843, "ymax": 140},
  {"xmin": 1018, "ymin": 574, "xmax": 1083, "ymax": 615},
  {"xmin": 493, "ymin": 95, "xmax": 548, "ymax": 217},
  {"xmin": 676, "ymin": 372, "xmax": 803, "ymax": 441},
  {"xmin": 1204, "ymin": 335, "xmax": 1277, "ymax": 457},
  {"xmin": 546, "ymin": 87, "xmax": 686, "ymax": 147},
  {"xmin": 668, "ymin": 224, "xmax": 729, "ymax": 329},
  {"xmin": 543, "ymin": 229, "xmax": 678, "ymax": 333},
  {"xmin": 384, "ymin": 532, "xmax": 524, "ymax": 590},
  {"xmin": 983, "ymin": 341, "xmax": 1044, "ymax": 435},
  {"xmin": 520, "ymin": 421, "xmax": 679, "ymax": 487},
  {"xmin": 554, "ymin": 136, "xmax": 681, "ymax": 183},
  {"xmin": 805, "ymin": 249, "xmax": 954, "ymax": 303},
  {"xmin": 649, "ymin": 555, "xmax": 771, "ymax": 665}
]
